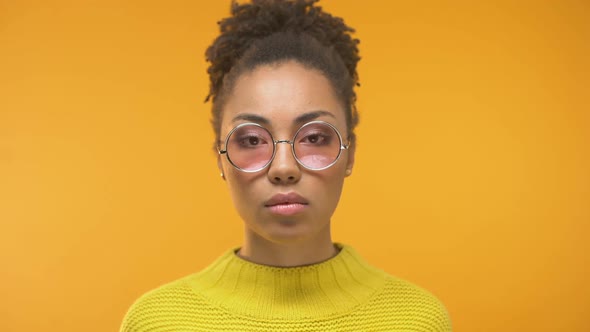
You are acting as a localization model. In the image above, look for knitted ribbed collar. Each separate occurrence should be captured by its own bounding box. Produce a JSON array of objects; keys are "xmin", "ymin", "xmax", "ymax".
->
[{"xmin": 186, "ymin": 243, "xmax": 389, "ymax": 320}]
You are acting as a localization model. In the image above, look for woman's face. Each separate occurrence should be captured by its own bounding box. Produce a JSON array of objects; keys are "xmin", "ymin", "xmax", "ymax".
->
[{"xmin": 218, "ymin": 61, "xmax": 355, "ymax": 246}]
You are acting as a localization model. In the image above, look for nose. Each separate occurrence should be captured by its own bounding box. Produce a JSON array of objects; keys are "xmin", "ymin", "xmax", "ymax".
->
[{"xmin": 267, "ymin": 141, "xmax": 301, "ymax": 184}]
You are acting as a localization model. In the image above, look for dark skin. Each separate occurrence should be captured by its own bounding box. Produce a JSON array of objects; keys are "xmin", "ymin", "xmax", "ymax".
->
[{"xmin": 218, "ymin": 61, "xmax": 355, "ymax": 267}]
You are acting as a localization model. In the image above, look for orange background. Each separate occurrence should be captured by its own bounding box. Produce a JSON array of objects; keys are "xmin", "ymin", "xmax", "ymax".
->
[{"xmin": 1, "ymin": 1, "xmax": 588, "ymax": 331}]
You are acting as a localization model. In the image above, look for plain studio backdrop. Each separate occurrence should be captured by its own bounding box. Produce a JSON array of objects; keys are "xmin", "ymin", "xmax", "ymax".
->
[{"xmin": 0, "ymin": 0, "xmax": 588, "ymax": 331}]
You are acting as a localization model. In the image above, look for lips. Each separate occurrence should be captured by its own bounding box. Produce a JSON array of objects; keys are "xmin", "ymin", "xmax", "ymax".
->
[
  {"xmin": 264, "ymin": 192, "xmax": 309, "ymax": 207},
  {"xmin": 264, "ymin": 192, "xmax": 309, "ymax": 216}
]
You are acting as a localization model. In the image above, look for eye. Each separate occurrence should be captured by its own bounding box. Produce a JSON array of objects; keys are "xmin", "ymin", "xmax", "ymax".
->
[
  {"xmin": 248, "ymin": 136, "xmax": 260, "ymax": 145},
  {"xmin": 300, "ymin": 132, "xmax": 331, "ymax": 145},
  {"xmin": 306, "ymin": 134, "xmax": 321, "ymax": 144},
  {"xmin": 237, "ymin": 133, "xmax": 268, "ymax": 148}
]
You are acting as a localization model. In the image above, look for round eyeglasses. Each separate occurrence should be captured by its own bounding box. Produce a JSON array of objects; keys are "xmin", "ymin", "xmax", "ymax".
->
[{"xmin": 218, "ymin": 120, "xmax": 350, "ymax": 172}]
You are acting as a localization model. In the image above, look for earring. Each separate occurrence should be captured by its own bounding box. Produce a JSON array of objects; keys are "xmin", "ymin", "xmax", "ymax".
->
[
  {"xmin": 220, "ymin": 172, "xmax": 226, "ymax": 180},
  {"xmin": 345, "ymin": 169, "xmax": 352, "ymax": 176}
]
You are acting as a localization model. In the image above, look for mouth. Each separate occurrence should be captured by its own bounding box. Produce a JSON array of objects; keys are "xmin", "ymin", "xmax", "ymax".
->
[{"xmin": 264, "ymin": 192, "xmax": 309, "ymax": 216}]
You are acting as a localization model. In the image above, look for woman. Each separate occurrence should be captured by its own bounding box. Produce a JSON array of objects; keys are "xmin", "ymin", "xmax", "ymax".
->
[{"xmin": 120, "ymin": 0, "xmax": 452, "ymax": 331}]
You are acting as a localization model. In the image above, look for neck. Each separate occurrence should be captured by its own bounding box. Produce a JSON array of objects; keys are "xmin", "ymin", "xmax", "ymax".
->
[{"xmin": 238, "ymin": 227, "xmax": 338, "ymax": 267}]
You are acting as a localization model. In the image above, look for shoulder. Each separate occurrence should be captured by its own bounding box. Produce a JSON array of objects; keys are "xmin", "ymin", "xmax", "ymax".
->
[
  {"xmin": 118, "ymin": 274, "xmax": 218, "ymax": 332},
  {"xmin": 357, "ymin": 274, "xmax": 453, "ymax": 332}
]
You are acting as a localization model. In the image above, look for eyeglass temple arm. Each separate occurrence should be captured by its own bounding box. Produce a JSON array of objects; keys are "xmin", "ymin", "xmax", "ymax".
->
[{"xmin": 342, "ymin": 138, "xmax": 351, "ymax": 149}]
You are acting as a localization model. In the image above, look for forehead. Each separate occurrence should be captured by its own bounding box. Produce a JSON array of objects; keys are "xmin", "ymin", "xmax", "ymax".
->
[{"xmin": 221, "ymin": 61, "xmax": 345, "ymax": 131}]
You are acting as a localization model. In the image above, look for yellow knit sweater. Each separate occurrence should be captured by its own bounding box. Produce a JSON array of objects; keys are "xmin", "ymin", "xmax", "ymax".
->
[{"xmin": 120, "ymin": 243, "xmax": 451, "ymax": 331}]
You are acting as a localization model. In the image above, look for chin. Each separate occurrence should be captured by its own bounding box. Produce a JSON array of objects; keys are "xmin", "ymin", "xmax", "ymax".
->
[{"xmin": 254, "ymin": 220, "xmax": 318, "ymax": 244}]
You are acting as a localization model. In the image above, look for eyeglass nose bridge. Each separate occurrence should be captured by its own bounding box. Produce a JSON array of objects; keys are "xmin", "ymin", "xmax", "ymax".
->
[
  {"xmin": 269, "ymin": 139, "xmax": 297, "ymax": 164},
  {"xmin": 275, "ymin": 139, "xmax": 293, "ymax": 145}
]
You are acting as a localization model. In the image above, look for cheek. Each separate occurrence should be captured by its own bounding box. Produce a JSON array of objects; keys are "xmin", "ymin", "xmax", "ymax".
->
[
  {"xmin": 310, "ymin": 168, "xmax": 347, "ymax": 200},
  {"xmin": 327, "ymin": 164, "xmax": 348, "ymax": 197},
  {"xmin": 225, "ymin": 171, "xmax": 261, "ymax": 202}
]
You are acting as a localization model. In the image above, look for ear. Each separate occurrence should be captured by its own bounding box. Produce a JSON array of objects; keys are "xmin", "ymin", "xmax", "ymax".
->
[
  {"xmin": 217, "ymin": 156, "xmax": 226, "ymax": 181},
  {"xmin": 344, "ymin": 141, "xmax": 356, "ymax": 177}
]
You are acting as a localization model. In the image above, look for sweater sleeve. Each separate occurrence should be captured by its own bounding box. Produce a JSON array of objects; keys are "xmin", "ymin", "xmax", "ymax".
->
[
  {"xmin": 118, "ymin": 282, "xmax": 191, "ymax": 332},
  {"xmin": 118, "ymin": 292, "xmax": 148, "ymax": 332}
]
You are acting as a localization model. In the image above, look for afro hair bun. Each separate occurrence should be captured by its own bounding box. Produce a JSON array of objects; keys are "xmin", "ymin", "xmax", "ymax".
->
[{"xmin": 205, "ymin": 0, "xmax": 360, "ymax": 103}]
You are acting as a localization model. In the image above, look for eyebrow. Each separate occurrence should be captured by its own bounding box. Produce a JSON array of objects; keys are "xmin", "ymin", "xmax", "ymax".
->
[
  {"xmin": 231, "ymin": 113, "xmax": 270, "ymax": 125},
  {"xmin": 231, "ymin": 110, "xmax": 335, "ymax": 125},
  {"xmin": 294, "ymin": 110, "xmax": 335, "ymax": 124}
]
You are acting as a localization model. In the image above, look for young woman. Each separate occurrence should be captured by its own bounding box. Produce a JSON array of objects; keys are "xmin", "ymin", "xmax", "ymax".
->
[{"xmin": 120, "ymin": 1, "xmax": 452, "ymax": 331}]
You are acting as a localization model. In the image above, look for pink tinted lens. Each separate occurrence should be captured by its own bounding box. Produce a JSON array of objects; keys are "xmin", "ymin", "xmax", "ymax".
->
[
  {"xmin": 294, "ymin": 122, "xmax": 341, "ymax": 169},
  {"xmin": 226, "ymin": 124, "xmax": 273, "ymax": 171}
]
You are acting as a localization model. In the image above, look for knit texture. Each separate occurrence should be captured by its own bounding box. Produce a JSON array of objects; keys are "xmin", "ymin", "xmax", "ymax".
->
[{"xmin": 120, "ymin": 243, "xmax": 452, "ymax": 331}]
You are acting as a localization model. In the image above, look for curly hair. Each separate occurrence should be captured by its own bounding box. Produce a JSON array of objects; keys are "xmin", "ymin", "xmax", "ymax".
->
[{"xmin": 205, "ymin": 0, "xmax": 360, "ymax": 146}]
